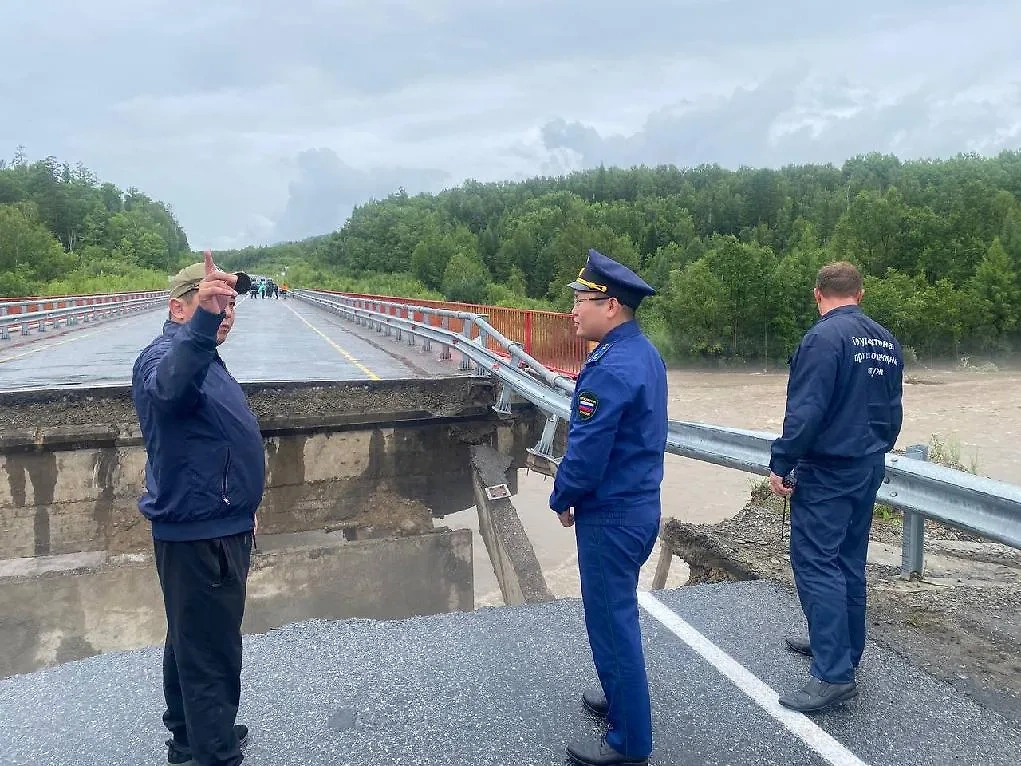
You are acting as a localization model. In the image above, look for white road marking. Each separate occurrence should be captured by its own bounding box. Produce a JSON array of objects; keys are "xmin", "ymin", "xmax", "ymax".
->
[{"xmin": 638, "ymin": 591, "xmax": 870, "ymax": 766}]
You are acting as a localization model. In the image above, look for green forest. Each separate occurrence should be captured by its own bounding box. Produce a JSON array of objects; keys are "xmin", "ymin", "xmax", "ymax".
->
[
  {"xmin": 219, "ymin": 150, "xmax": 1021, "ymax": 364},
  {"xmin": 4, "ymin": 145, "xmax": 1021, "ymax": 364},
  {"xmin": 0, "ymin": 148, "xmax": 190, "ymax": 296}
]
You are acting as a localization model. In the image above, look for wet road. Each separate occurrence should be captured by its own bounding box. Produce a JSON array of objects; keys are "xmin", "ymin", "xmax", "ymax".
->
[
  {"xmin": 1, "ymin": 580, "xmax": 1017, "ymax": 766},
  {"xmin": 0, "ymin": 295, "xmax": 451, "ymax": 392}
]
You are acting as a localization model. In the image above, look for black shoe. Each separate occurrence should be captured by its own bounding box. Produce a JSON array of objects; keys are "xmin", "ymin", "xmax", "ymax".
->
[
  {"xmin": 567, "ymin": 736, "xmax": 648, "ymax": 766},
  {"xmin": 778, "ymin": 677, "xmax": 858, "ymax": 713},
  {"xmin": 784, "ymin": 635, "xmax": 812, "ymax": 657},
  {"xmin": 167, "ymin": 725, "xmax": 250, "ymax": 765},
  {"xmin": 784, "ymin": 636, "xmax": 863, "ymax": 668},
  {"xmin": 582, "ymin": 687, "xmax": 608, "ymax": 718}
]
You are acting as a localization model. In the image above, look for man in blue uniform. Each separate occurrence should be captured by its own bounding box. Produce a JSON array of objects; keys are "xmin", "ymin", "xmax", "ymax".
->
[
  {"xmin": 551, "ymin": 249, "xmax": 667, "ymax": 766},
  {"xmin": 769, "ymin": 261, "xmax": 903, "ymax": 713}
]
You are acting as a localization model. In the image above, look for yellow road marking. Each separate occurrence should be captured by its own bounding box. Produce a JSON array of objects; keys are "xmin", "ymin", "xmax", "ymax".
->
[
  {"xmin": 283, "ymin": 304, "xmax": 381, "ymax": 381},
  {"xmin": 0, "ymin": 327, "xmax": 107, "ymax": 364}
]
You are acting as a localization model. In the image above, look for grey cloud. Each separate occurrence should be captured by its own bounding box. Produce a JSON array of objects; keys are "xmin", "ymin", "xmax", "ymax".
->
[
  {"xmin": 541, "ymin": 76, "xmax": 802, "ymax": 169},
  {"xmin": 0, "ymin": 0, "xmax": 973, "ymax": 103},
  {"xmin": 271, "ymin": 148, "xmax": 449, "ymax": 243},
  {"xmin": 540, "ymin": 10, "xmax": 1021, "ymax": 172},
  {"xmin": 541, "ymin": 74, "xmax": 1021, "ymax": 172},
  {"xmin": 1, "ymin": 0, "xmax": 1018, "ymax": 248}
]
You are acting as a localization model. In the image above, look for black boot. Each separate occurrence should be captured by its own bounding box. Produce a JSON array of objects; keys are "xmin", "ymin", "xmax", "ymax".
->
[
  {"xmin": 567, "ymin": 735, "xmax": 648, "ymax": 766},
  {"xmin": 582, "ymin": 687, "xmax": 608, "ymax": 718},
  {"xmin": 784, "ymin": 635, "xmax": 812, "ymax": 657},
  {"xmin": 166, "ymin": 724, "xmax": 249, "ymax": 765},
  {"xmin": 779, "ymin": 677, "xmax": 857, "ymax": 713}
]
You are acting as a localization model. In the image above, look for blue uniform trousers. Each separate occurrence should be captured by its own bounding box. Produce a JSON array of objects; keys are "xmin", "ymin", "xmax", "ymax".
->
[
  {"xmin": 789, "ymin": 457, "xmax": 886, "ymax": 684},
  {"xmin": 576, "ymin": 521, "xmax": 659, "ymax": 759}
]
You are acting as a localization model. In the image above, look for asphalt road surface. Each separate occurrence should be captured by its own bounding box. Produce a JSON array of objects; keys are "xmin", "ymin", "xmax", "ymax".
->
[
  {"xmin": 1, "ymin": 580, "xmax": 1017, "ymax": 766},
  {"xmin": 0, "ymin": 294, "xmax": 461, "ymax": 392}
]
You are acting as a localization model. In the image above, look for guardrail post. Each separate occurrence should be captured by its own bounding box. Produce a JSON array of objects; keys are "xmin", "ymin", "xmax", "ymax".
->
[
  {"xmin": 494, "ymin": 385, "xmax": 514, "ymax": 415},
  {"xmin": 900, "ymin": 444, "xmax": 928, "ymax": 579},
  {"xmin": 440, "ymin": 317, "xmax": 451, "ymax": 360},
  {"xmin": 460, "ymin": 318, "xmax": 474, "ymax": 371},
  {"xmin": 525, "ymin": 413, "xmax": 562, "ymax": 477},
  {"xmin": 475, "ymin": 327, "xmax": 489, "ymax": 374}
]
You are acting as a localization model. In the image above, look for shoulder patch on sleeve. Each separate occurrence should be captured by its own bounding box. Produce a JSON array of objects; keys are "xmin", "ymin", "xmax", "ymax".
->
[{"xmin": 576, "ymin": 390, "xmax": 599, "ymax": 420}]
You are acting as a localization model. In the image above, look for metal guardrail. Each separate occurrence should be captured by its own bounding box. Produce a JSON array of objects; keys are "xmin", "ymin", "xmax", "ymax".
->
[
  {"xmin": 0, "ymin": 293, "xmax": 168, "ymax": 340},
  {"xmin": 327, "ymin": 290, "xmax": 589, "ymax": 377},
  {"xmin": 295, "ymin": 289, "xmax": 1021, "ymax": 576},
  {"xmin": 0, "ymin": 290, "xmax": 166, "ymax": 316}
]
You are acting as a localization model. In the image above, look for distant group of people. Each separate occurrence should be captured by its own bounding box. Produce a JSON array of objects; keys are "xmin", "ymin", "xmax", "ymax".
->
[
  {"xmin": 247, "ymin": 278, "xmax": 287, "ymax": 299},
  {"xmin": 131, "ymin": 248, "xmax": 902, "ymax": 765}
]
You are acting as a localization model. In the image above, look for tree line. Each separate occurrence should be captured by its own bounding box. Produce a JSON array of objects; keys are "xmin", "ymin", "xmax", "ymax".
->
[
  {"xmin": 0, "ymin": 147, "xmax": 190, "ymax": 296},
  {"xmin": 219, "ymin": 150, "xmax": 1021, "ymax": 364},
  {"xmin": 6, "ymin": 144, "xmax": 1016, "ymax": 365}
]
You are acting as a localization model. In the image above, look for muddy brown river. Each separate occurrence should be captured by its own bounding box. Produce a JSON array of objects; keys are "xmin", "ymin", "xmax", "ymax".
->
[{"xmin": 441, "ymin": 367, "xmax": 1021, "ymax": 606}]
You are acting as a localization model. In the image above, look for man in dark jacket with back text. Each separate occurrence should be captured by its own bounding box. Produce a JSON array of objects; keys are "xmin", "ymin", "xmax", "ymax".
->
[
  {"xmin": 769, "ymin": 261, "xmax": 903, "ymax": 714},
  {"xmin": 132, "ymin": 252, "xmax": 264, "ymax": 766}
]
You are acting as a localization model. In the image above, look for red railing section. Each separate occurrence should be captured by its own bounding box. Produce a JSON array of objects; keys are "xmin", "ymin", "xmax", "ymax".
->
[
  {"xmin": 325, "ymin": 291, "xmax": 588, "ymax": 377},
  {"xmin": 0, "ymin": 291, "xmax": 166, "ymax": 315}
]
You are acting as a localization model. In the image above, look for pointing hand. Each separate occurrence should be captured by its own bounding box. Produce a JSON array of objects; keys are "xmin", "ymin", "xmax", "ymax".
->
[{"xmin": 197, "ymin": 249, "xmax": 238, "ymax": 315}]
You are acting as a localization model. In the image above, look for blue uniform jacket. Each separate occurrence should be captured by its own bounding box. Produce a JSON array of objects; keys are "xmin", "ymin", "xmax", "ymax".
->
[
  {"xmin": 132, "ymin": 308, "xmax": 265, "ymax": 541},
  {"xmin": 550, "ymin": 321, "xmax": 668, "ymax": 526},
  {"xmin": 769, "ymin": 305, "xmax": 904, "ymax": 478}
]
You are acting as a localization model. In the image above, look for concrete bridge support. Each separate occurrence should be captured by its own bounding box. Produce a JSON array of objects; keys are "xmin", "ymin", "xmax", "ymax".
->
[{"xmin": 0, "ymin": 378, "xmax": 544, "ymax": 676}]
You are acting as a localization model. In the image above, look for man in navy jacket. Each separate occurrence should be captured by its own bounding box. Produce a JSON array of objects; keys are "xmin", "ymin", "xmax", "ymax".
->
[
  {"xmin": 769, "ymin": 261, "xmax": 903, "ymax": 714},
  {"xmin": 552, "ymin": 249, "xmax": 667, "ymax": 766},
  {"xmin": 133, "ymin": 252, "xmax": 264, "ymax": 766}
]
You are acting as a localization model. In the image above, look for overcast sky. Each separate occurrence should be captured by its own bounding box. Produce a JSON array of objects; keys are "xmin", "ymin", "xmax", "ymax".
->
[{"xmin": 2, "ymin": 0, "xmax": 1019, "ymax": 249}]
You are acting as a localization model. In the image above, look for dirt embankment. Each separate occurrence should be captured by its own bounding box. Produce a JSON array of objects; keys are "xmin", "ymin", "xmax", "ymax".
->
[{"xmin": 662, "ymin": 493, "xmax": 1021, "ymax": 727}]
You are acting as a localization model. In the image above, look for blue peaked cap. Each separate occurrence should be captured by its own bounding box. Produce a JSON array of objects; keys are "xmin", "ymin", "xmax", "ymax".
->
[{"xmin": 568, "ymin": 249, "xmax": 656, "ymax": 309}]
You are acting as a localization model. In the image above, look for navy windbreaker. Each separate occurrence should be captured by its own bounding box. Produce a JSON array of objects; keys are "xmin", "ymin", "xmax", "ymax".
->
[
  {"xmin": 132, "ymin": 307, "xmax": 265, "ymax": 541},
  {"xmin": 770, "ymin": 305, "xmax": 904, "ymax": 478}
]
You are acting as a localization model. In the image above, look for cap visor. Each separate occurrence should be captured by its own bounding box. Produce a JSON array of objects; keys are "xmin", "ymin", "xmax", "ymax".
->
[{"xmin": 567, "ymin": 281, "xmax": 587, "ymax": 291}]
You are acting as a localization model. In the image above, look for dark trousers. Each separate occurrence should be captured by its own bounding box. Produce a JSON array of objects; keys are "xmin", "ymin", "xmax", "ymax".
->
[
  {"xmin": 790, "ymin": 458, "xmax": 885, "ymax": 684},
  {"xmin": 576, "ymin": 521, "xmax": 659, "ymax": 759},
  {"xmin": 155, "ymin": 532, "xmax": 253, "ymax": 766}
]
